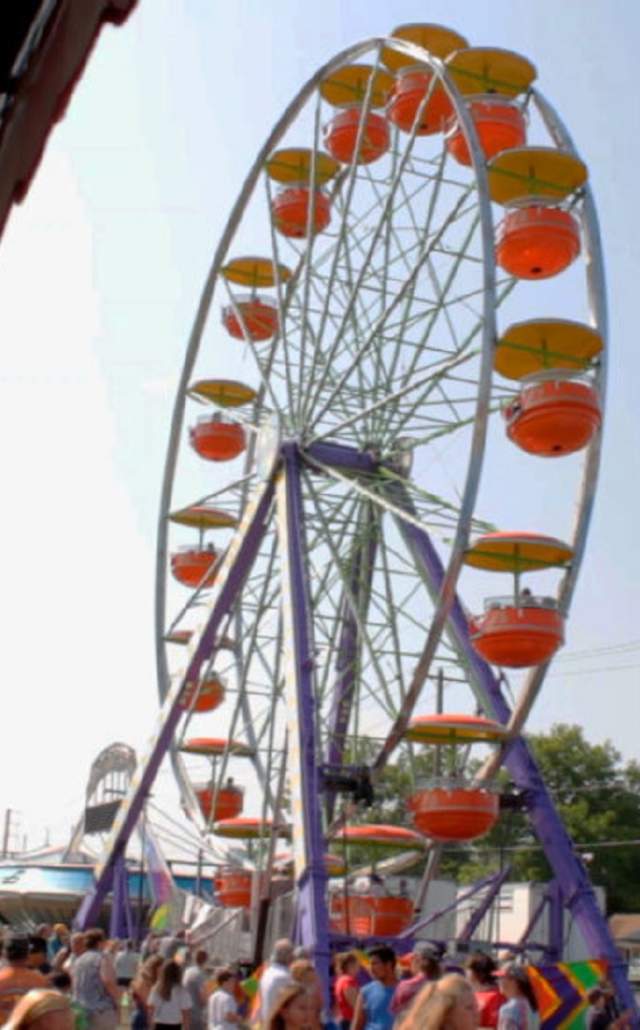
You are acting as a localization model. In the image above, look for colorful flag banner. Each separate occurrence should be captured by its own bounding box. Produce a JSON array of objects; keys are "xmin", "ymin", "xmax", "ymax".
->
[{"xmin": 527, "ymin": 959, "xmax": 608, "ymax": 1030}]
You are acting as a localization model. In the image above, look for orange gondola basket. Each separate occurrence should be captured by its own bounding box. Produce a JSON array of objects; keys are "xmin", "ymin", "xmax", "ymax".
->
[
  {"xmin": 171, "ymin": 546, "xmax": 219, "ymax": 589},
  {"xmin": 329, "ymin": 893, "xmax": 414, "ymax": 937},
  {"xmin": 470, "ymin": 600, "xmax": 565, "ymax": 667},
  {"xmin": 321, "ymin": 64, "xmax": 392, "ymax": 165},
  {"xmin": 222, "ymin": 296, "xmax": 279, "ymax": 342},
  {"xmin": 487, "ymin": 148, "xmax": 587, "ymax": 281},
  {"xmin": 387, "ymin": 67, "xmax": 453, "ymax": 135},
  {"xmin": 445, "ymin": 96, "xmax": 526, "ymax": 166},
  {"xmin": 181, "ymin": 673, "xmax": 225, "ymax": 713},
  {"xmin": 214, "ymin": 866, "xmax": 252, "ymax": 908},
  {"xmin": 496, "ymin": 205, "xmax": 581, "ymax": 280},
  {"xmin": 189, "ymin": 416, "xmax": 246, "ymax": 462},
  {"xmin": 195, "ymin": 783, "xmax": 244, "ymax": 822},
  {"xmin": 272, "ymin": 186, "xmax": 332, "ymax": 238},
  {"xmin": 465, "ymin": 532, "xmax": 572, "ymax": 668},
  {"xmin": 325, "ymin": 108, "xmax": 390, "ymax": 165},
  {"xmin": 408, "ymin": 782, "xmax": 499, "ymax": 841},
  {"xmin": 504, "ymin": 374, "xmax": 601, "ymax": 457}
]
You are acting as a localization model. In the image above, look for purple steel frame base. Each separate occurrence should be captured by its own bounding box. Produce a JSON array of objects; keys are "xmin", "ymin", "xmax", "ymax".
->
[
  {"xmin": 277, "ymin": 446, "xmax": 330, "ymax": 998},
  {"xmin": 109, "ymin": 852, "xmax": 134, "ymax": 940},
  {"xmin": 76, "ymin": 440, "xmax": 635, "ymax": 1024},
  {"xmin": 391, "ymin": 486, "xmax": 637, "ymax": 1022}
]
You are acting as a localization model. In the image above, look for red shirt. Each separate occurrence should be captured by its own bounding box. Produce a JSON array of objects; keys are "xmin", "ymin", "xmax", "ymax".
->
[
  {"xmin": 475, "ymin": 987, "xmax": 505, "ymax": 1028},
  {"xmin": 335, "ymin": 974, "xmax": 359, "ymax": 1021},
  {"xmin": 390, "ymin": 973, "xmax": 430, "ymax": 1015}
]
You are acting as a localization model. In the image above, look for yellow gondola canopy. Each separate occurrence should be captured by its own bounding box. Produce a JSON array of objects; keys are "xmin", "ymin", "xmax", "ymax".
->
[
  {"xmin": 487, "ymin": 147, "xmax": 588, "ymax": 205},
  {"xmin": 320, "ymin": 64, "xmax": 394, "ymax": 108},
  {"xmin": 445, "ymin": 47, "xmax": 536, "ymax": 97},
  {"xmin": 406, "ymin": 713, "xmax": 509, "ymax": 745},
  {"xmin": 221, "ymin": 257, "xmax": 292, "ymax": 288},
  {"xmin": 169, "ymin": 505, "xmax": 238, "ymax": 530},
  {"xmin": 189, "ymin": 379, "xmax": 258, "ymax": 408},
  {"xmin": 382, "ymin": 24, "xmax": 469, "ymax": 71},
  {"xmin": 465, "ymin": 531, "xmax": 573, "ymax": 572},
  {"xmin": 495, "ymin": 319, "xmax": 603, "ymax": 380},
  {"xmin": 266, "ymin": 148, "xmax": 340, "ymax": 186}
]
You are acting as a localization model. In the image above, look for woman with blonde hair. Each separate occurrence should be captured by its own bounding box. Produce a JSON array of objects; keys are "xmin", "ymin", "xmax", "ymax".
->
[
  {"xmin": 289, "ymin": 962, "xmax": 322, "ymax": 1029},
  {"xmin": 399, "ymin": 973, "xmax": 479, "ymax": 1030},
  {"xmin": 5, "ymin": 989, "xmax": 74, "ymax": 1030},
  {"xmin": 266, "ymin": 984, "xmax": 317, "ymax": 1030},
  {"xmin": 130, "ymin": 956, "xmax": 163, "ymax": 1030}
]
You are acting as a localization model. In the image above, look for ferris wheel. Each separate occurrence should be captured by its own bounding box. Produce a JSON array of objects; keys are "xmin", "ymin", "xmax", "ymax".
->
[{"xmin": 76, "ymin": 21, "xmax": 635, "ymax": 1017}]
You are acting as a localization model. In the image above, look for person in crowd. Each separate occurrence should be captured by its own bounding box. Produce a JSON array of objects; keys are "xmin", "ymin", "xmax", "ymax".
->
[
  {"xmin": 266, "ymin": 984, "xmax": 317, "ymax": 1030},
  {"xmin": 72, "ymin": 929, "xmax": 119, "ymax": 1030},
  {"xmin": 464, "ymin": 953, "xmax": 504, "ymax": 1029},
  {"xmin": 0, "ymin": 936, "xmax": 49, "ymax": 1025},
  {"xmin": 47, "ymin": 932, "xmax": 68, "ymax": 968},
  {"xmin": 148, "ymin": 960, "xmax": 191, "ymax": 1030},
  {"xmin": 55, "ymin": 934, "xmax": 85, "ymax": 979},
  {"xmin": 115, "ymin": 943, "xmax": 140, "ymax": 993},
  {"xmin": 585, "ymin": 989, "xmax": 610, "ymax": 1030},
  {"xmin": 333, "ymin": 953, "xmax": 359, "ymax": 1030},
  {"xmin": 130, "ymin": 956, "xmax": 163, "ymax": 1030},
  {"xmin": 398, "ymin": 973, "xmax": 478, "ymax": 1030},
  {"xmin": 49, "ymin": 973, "xmax": 87, "ymax": 1030},
  {"xmin": 351, "ymin": 946, "xmax": 397, "ymax": 1030},
  {"xmin": 4, "ymin": 989, "xmax": 74, "ymax": 1030},
  {"xmin": 27, "ymin": 942, "xmax": 51, "ymax": 977},
  {"xmin": 182, "ymin": 951, "xmax": 209, "ymax": 1030},
  {"xmin": 495, "ymin": 966, "xmax": 538, "ymax": 1030},
  {"xmin": 207, "ymin": 969, "xmax": 241, "ymax": 1030},
  {"xmin": 597, "ymin": 981, "xmax": 620, "ymax": 1027},
  {"xmin": 289, "ymin": 962, "xmax": 322, "ymax": 1029},
  {"xmin": 391, "ymin": 943, "xmax": 441, "ymax": 1020},
  {"xmin": 260, "ymin": 941, "xmax": 294, "ymax": 1025}
]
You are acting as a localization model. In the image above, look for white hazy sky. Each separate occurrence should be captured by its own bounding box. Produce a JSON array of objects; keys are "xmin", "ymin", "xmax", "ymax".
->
[{"xmin": 0, "ymin": 0, "xmax": 639, "ymax": 853}]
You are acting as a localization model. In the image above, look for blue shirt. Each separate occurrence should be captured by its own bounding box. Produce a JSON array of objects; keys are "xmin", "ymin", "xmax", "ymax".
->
[{"xmin": 361, "ymin": 981, "xmax": 395, "ymax": 1030}]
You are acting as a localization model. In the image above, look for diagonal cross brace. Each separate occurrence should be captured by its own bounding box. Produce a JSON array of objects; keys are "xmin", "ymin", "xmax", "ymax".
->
[{"xmin": 75, "ymin": 476, "xmax": 275, "ymax": 929}]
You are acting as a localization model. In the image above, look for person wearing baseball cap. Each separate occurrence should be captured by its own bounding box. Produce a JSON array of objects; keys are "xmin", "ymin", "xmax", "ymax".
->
[
  {"xmin": 390, "ymin": 943, "xmax": 441, "ymax": 1019},
  {"xmin": 494, "ymin": 964, "xmax": 538, "ymax": 1030}
]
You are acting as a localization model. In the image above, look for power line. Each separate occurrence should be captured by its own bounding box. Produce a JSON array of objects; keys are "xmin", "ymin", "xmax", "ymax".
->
[
  {"xmin": 554, "ymin": 639, "xmax": 640, "ymax": 662},
  {"xmin": 547, "ymin": 661, "xmax": 640, "ymax": 678},
  {"xmin": 445, "ymin": 838, "xmax": 640, "ymax": 854}
]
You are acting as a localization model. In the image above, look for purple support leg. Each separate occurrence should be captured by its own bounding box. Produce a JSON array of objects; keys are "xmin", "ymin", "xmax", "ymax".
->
[
  {"xmin": 392, "ymin": 493, "xmax": 638, "ymax": 1022},
  {"xmin": 546, "ymin": 881, "xmax": 564, "ymax": 963},
  {"xmin": 75, "ymin": 477, "xmax": 275, "ymax": 930},
  {"xmin": 324, "ymin": 503, "xmax": 378, "ymax": 820},
  {"xmin": 276, "ymin": 445, "xmax": 329, "ymax": 998},
  {"xmin": 109, "ymin": 852, "xmax": 134, "ymax": 939}
]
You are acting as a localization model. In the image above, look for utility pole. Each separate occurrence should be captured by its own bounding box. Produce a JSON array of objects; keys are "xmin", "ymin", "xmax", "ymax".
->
[
  {"xmin": 0, "ymin": 807, "xmax": 18, "ymax": 856},
  {"xmin": 2, "ymin": 810, "xmax": 15, "ymax": 858}
]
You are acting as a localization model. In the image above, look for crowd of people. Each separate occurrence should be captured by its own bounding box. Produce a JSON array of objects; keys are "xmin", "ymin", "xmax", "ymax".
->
[{"xmin": 0, "ymin": 925, "xmax": 625, "ymax": 1030}]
